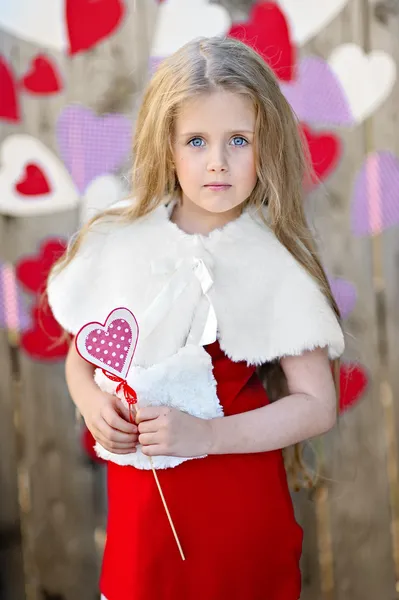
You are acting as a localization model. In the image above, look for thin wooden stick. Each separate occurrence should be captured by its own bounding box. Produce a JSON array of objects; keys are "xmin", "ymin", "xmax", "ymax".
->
[
  {"xmin": 149, "ymin": 457, "xmax": 186, "ymax": 561},
  {"xmin": 128, "ymin": 405, "xmax": 185, "ymax": 561}
]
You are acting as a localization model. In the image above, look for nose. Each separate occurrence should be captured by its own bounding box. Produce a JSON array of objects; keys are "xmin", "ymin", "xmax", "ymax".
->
[{"xmin": 206, "ymin": 144, "xmax": 228, "ymax": 173}]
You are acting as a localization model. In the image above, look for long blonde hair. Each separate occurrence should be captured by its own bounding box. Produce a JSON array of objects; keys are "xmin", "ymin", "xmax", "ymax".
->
[{"xmin": 51, "ymin": 36, "xmax": 342, "ymax": 488}]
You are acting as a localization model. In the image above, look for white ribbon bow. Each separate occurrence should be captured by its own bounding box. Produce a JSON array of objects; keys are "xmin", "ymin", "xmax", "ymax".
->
[{"xmin": 140, "ymin": 256, "xmax": 217, "ymax": 346}]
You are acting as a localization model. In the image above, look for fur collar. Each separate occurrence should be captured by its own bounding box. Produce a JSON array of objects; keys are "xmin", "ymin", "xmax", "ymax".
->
[{"xmin": 47, "ymin": 199, "xmax": 344, "ymax": 366}]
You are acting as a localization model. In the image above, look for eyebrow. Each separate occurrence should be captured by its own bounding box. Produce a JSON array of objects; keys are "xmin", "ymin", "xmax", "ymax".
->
[{"xmin": 179, "ymin": 130, "xmax": 255, "ymax": 138}]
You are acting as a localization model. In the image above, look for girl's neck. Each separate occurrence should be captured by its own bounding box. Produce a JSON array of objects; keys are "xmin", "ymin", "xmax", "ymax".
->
[{"xmin": 169, "ymin": 193, "xmax": 243, "ymax": 236}]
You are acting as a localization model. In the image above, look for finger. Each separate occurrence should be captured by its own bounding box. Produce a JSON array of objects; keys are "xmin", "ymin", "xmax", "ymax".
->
[
  {"xmin": 137, "ymin": 419, "xmax": 158, "ymax": 434},
  {"xmin": 141, "ymin": 444, "xmax": 165, "ymax": 456},
  {"xmin": 136, "ymin": 406, "xmax": 162, "ymax": 424},
  {"xmin": 138, "ymin": 432, "xmax": 159, "ymax": 446},
  {"xmin": 98, "ymin": 421, "xmax": 138, "ymax": 444},
  {"xmin": 103, "ymin": 406, "xmax": 137, "ymax": 434},
  {"xmin": 93, "ymin": 433, "xmax": 137, "ymax": 454}
]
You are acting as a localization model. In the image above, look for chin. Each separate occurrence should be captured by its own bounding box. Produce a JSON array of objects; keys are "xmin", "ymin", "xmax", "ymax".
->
[{"xmin": 197, "ymin": 196, "xmax": 243, "ymax": 215}]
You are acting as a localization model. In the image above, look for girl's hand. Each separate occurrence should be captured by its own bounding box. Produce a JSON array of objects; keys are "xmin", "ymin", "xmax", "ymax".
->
[
  {"xmin": 136, "ymin": 406, "xmax": 214, "ymax": 458},
  {"xmin": 82, "ymin": 390, "xmax": 138, "ymax": 454}
]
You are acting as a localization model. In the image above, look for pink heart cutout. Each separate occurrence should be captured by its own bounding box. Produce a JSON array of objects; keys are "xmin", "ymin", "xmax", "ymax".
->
[{"xmin": 75, "ymin": 307, "xmax": 139, "ymax": 379}]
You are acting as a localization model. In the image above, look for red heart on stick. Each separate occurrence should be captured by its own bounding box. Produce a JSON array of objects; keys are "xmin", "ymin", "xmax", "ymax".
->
[
  {"xmin": 0, "ymin": 56, "xmax": 20, "ymax": 122},
  {"xmin": 22, "ymin": 55, "xmax": 63, "ymax": 94},
  {"xmin": 66, "ymin": 0, "xmax": 126, "ymax": 55},
  {"xmin": 228, "ymin": 2, "xmax": 295, "ymax": 82}
]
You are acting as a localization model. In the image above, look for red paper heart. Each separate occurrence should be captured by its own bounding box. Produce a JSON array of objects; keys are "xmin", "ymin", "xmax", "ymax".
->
[
  {"xmin": 21, "ymin": 298, "xmax": 70, "ymax": 361},
  {"xmin": 301, "ymin": 124, "xmax": 341, "ymax": 187},
  {"xmin": 16, "ymin": 239, "xmax": 67, "ymax": 295},
  {"xmin": 15, "ymin": 164, "xmax": 51, "ymax": 196},
  {"xmin": 22, "ymin": 55, "xmax": 63, "ymax": 95},
  {"xmin": 339, "ymin": 363, "xmax": 368, "ymax": 413},
  {"xmin": 228, "ymin": 2, "xmax": 295, "ymax": 82},
  {"xmin": 66, "ymin": 0, "xmax": 125, "ymax": 55},
  {"xmin": 0, "ymin": 56, "xmax": 20, "ymax": 122}
]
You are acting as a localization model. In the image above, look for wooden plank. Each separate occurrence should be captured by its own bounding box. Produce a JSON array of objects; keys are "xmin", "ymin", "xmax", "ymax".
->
[{"xmin": 303, "ymin": 1, "xmax": 396, "ymax": 598}]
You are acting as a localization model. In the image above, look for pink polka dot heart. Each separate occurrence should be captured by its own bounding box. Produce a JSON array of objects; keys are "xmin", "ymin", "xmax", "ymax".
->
[
  {"xmin": 86, "ymin": 318, "xmax": 132, "ymax": 374},
  {"xmin": 75, "ymin": 307, "xmax": 139, "ymax": 379}
]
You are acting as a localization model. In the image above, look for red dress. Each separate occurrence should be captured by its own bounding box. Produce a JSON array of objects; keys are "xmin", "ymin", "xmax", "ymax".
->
[{"xmin": 100, "ymin": 340, "xmax": 303, "ymax": 600}]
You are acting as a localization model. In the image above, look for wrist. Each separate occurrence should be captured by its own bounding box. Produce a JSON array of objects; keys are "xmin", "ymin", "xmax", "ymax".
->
[{"xmin": 206, "ymin": 417, "xmax": 222, "ymax": 455}]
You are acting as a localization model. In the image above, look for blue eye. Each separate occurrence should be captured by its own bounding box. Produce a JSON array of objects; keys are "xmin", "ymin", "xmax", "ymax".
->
[
  {"xmin": 231, "ymin": 136, "xmax": 248, "ymax": 146},
  {"xmin": 188, "ymin": 137, "xmax": 205, "ymax": 147}
]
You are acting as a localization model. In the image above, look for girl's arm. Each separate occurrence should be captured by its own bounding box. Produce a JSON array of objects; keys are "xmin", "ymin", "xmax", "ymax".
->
[
  {"xmin": 208, "ymin": 346, "xmax": 336, "ymax": 455},
  {"xmin": 136, "ymin": 346, "xmax": 336, "ymax": 457},
  {"xmin": 65, "ymin": 342, "xmax": 138, "ymax": 454}
]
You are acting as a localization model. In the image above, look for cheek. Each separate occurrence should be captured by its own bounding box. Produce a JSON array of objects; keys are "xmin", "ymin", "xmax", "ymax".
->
[{"xmin": 175, "ymin": 153, "xmax": 201, "ymax": 182}]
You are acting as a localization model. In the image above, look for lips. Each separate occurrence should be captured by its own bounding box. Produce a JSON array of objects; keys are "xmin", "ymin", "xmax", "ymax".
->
[{"xmin": 204, "ymin": 183, "xmax": 231, "ymax": 189}]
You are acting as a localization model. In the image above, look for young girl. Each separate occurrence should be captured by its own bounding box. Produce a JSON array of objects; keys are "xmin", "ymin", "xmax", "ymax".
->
[{"xmin": 47, "ymin": 37, "xmax": 344, "ymax": 600}]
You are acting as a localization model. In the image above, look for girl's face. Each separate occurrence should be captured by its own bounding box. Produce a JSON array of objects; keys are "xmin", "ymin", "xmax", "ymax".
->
[{"xmin": 172, "ymin": 90, "xmax": 257, "ymax": 217}]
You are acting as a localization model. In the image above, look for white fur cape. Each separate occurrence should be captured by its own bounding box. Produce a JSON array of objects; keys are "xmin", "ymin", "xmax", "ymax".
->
[
  {"xmin": 47, "ymin": 199, "xmax": 344, "ymax": 469},
  {"xmin": 48, "ymin": 199, "xmax": 344, "ymax": 365}
]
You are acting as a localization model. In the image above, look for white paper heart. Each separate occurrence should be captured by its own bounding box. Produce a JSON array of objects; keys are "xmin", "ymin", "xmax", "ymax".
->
[
  {"xmin": 75, "ymin": 307, "xmax": 139, "ymax": 379},
  {"xmin": 278, "ymin": 0, "xmax": 349, "ymax": 45},
  {"xmin": 80, "ymin": 175, "xmax": 127, "ymax": 225},
  {"xmin": 329, "ymin": 44, "xmax": 396, "ymax": 124},
  {"xmin": 0, "ymin": 135, "xmax": 79, "ymax": 216},
  {"xmin": 151, "ymin": 0, "xmax": 231, "ymax": 58},
  {"xmin": 0, "ymin": 0, "xmax": 67, "ymax": 50}
]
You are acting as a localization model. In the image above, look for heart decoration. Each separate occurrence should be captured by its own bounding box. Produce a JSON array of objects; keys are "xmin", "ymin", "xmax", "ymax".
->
[
  {"xmin": 339, "ymin": 363, "xmax": 368, "ymax": 413},
  {"xmin": 21, "ymin": 298, "xmax": 70, "ymax": 360},
  {"xmin": 280, "ymin": 56, "xmax": 353, "ymax": 126},
  {"xmin": 0, "ymin": 0, "xmax": 125, "ymax": 55},
  {"xmin": 228, "ymin": 2, "xmax": 295, "ymax": 82},
  {"xmin": 17, "ymin": 238, "xmax": 69, "ymax": 361},
  {"xmin": 16, "ymin": 238, "xmax": 67, "ymax": 296},
  {"xmin": 21, "ymin": 55, "xmax": 63, "ymax": 95},
  {"xmin": 0, "ymin": 134, "xmax": 79, "ymax": 216},
  {"xmin": 66, "ymin": 0, "xmax": 125, "ymax": 55},
  {"xmin": 15, "ymin": 164, "xmax": 52, "ymax": 196},
  {"xmin": 0, "ymin": 56, "xmax": 20, "ymax": 123},
  {"xmin": 278, "ymin": 0, "xmax": 349, "ymax": 46},
  {"xmin": 0, "ymin": 261, "xmax": 30, "ymax": 334},
  {"xmin": 56, "ymin": 105, "xmax": 132, "ymax": 193},
  {"xmin": 329, "ymin": 44, "xmax": 396, "ymax": 125},
  {"xmin": 351, "ymin": 151, "xmax": 399, "ymax": 236},
  {"xmin": 75, "ymin": 307, "xmax": 139, "ymax": 379},
  {"xmin": 301, "ymin": 124, "xmax": 342, "ymax": 187},
  {"xmin": 151, "ymin": 0, "xmax": 231, "ymax": 60}
]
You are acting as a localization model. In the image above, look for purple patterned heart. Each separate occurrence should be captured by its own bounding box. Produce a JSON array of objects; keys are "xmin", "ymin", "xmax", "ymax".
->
[
  {"xmin": 76, "ymin": 307, "xmax": 139, "ymax": 379},
  {"xmin": 329, "ymin": 277, "xmax": 357, "ymax": 319},
  {"xmin": 56, "ymin": 105, "xmax": 132, "ymax": 193},
  {"xmin": 280, "ymin": 57, "xmax": 354, "ymax": 126},
  {"xmin": 351, "ymin": 151, "xmax": 399, "ymax": 236},
  {"xmin": 0, "ymin": 261, "xmax": 30, "ymax": 333}
]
